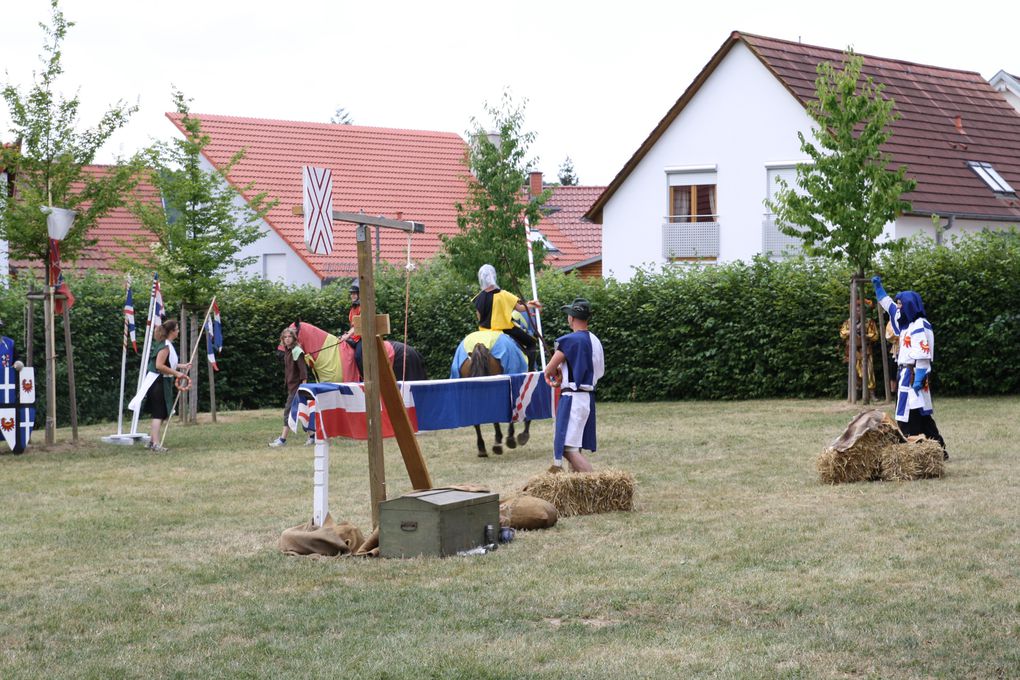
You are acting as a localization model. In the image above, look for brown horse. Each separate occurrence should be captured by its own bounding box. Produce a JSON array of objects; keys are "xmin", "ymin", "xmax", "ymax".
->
[{"xmin": 459, "ymin": 343, "xmax": 531, "ymax": 457}]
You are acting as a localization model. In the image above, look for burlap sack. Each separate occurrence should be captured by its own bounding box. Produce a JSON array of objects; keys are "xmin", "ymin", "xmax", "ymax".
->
[
  {"xmin": 354, "ymin": 528, "xmax": 380, "ymax": 557},
  {"xmin": 499, "ymin": 494, "xmax": 558, "ymax": 530},
  {"xmin": 279, "ymin": 514, "xmax": 365, "ymax": 556}
]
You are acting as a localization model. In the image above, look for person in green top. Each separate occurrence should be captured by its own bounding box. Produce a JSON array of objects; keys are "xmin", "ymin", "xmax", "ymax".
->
[{"xmin": 145, "ymin": 320, "xmax": 191, "ymax": 452}]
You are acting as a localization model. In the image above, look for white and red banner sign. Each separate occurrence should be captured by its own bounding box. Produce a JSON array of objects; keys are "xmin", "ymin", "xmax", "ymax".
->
[
  {"xmin": 18, "ymin": 367, "xmax": 35, "ymax": 404},
  {"xmin": 302, "ymin": 166, "xmax": 334, "ymax": 255}
]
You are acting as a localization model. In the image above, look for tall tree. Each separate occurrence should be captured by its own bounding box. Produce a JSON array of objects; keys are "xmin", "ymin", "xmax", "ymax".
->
[
  {"xmin": 330, "ymin": 107, "xmax": 354, "ymax": 125},
  {"xmin": 0, "ymin": 0, "xmax": 138, "ymax": 263},
  {"xmin": 442, "ymin": 92, "xmax": 549, "ymax": 292},
  {"xmin": 766, "ymin": 51, "xmax": 915, "ymax": 404},
  {"xmin": 557, "ymin": 155, "xmax": 578, "ymax": 186},
  {"xmin": 765, "ymin": 51, "xmax": 915, "ymax": 277},
  {"xmin": 122, "ymin": 89, "xmax": 274, "ymax": 309}
]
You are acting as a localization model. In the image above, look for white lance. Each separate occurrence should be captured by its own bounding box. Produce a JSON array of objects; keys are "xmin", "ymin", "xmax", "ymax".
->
[{"xmin": 524, "ymin": 218, "xmax": 547, "ymax": 369}]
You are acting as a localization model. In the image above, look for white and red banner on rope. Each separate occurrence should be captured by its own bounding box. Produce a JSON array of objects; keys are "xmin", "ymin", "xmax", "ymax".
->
[
  {"xmin": 302, "ymin": 166, "xmax": 334, "ymax": 255},
  {"xmin": 289, "ymin": 372, "xmax": 556, "ymax": 440}
]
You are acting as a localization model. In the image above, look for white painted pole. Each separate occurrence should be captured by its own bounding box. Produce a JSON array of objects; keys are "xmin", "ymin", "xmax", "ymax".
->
[
  {"xmin": 313, "ymin": 438, "xmax": 329, "ymax": 527},
  {"xmin": 129, "ymin": 275, "xmax": 158, "ymax": 436},
  {"xmin": 524, "ymin": 218, "xmax": 547, "ymax": 369},
  {"xmin": 116, "ymin": 319, "xmax": 128, "ymax": 435}
]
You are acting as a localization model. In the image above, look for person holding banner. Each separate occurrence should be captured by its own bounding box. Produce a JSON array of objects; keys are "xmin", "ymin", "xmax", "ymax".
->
[{"xmin": 144, "ymin": 320, "xmax": 190, "ymax": 452}]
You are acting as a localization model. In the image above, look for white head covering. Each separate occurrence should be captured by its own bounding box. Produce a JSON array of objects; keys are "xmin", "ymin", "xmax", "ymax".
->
[{"xmin": 478, "ymin": 264, "xmax": 498, "ymax": 289}]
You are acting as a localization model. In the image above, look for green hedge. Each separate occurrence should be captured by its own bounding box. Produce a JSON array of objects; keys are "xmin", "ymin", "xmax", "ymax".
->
[{"xmin": 3, "ymin": 230, "xmax": 1017, "ymax": 425}]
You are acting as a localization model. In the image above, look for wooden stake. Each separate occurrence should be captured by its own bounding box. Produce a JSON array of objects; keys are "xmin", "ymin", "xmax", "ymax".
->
[
  {"xmin": 357, "ymin": 224, "xmax": 387, "ymax": 528},
  {"xmin": 376, "ymin": 334, "xmax": 432, "ymax": 490},
  {"xmin": 61, "ymin": 304, "xmax": 79, "ymax": 443}
]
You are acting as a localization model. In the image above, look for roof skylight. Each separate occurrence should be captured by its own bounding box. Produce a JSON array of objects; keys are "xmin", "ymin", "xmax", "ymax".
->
[{"xmin": 967, "ymin": 161, "xmax": 1016, "ymax": 195}]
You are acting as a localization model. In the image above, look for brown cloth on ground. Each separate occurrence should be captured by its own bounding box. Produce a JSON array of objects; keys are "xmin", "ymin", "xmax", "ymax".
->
[
  {"xmin": 499, "ymin": 494, "xmax": 558, "ymax": 529},
  {"xmin": 354, "ymin": 528, "xmax": 380, "ymax": 557},
  {"xmin": 280, "ymin": 514, "xmax": 366, "ymax": 556}
]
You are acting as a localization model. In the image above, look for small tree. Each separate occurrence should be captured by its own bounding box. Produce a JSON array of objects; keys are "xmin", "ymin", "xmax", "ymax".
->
[
  {"xmin": 441, "ymin": 92, "xmax": 549, "ymax": 294},
  {"xmin": 0, "ymin": 0, "xmax": 138, "ymax": 263},
  {"xmin": 766, "ymin": 51, "xmax": 916, "ymax": 403},
  {"xmin": 557, "ymin": 156, "xmax": 578, "ymax": 186},
  {"xmin": 330, "ymin": 107, "xmax": 354, "ymax": 125},
  {"xmin": 122, "ymin": 90, "xmax": 274, "ymax": 420}
]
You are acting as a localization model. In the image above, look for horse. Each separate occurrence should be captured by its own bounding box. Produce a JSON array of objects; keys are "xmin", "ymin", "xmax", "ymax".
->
[
  {"xmin": 281, "ymin": 321, "xmax": 427, "ymax": 383},
  {"xmin": 452, "ymin": 330, "xmax": 532, "ymax": 457}
]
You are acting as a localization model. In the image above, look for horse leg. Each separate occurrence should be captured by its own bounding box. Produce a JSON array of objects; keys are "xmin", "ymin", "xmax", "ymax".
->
[
  {"xmin": 475, "ymin": 424, "xmax": 487, "ymax": 457},
  {"xmin": 506, "ymin": 421, "xmax": 517, "ymax": 449},
  {"xmin": 492, "ymin": 423, "xmax": 503, "ymax": 455},
  {"xmin": 516, "ymin": 419, "xmax": 530, "ymax": 446}
]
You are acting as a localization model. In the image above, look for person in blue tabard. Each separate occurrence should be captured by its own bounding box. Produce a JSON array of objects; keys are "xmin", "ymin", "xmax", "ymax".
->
[
  {"xmin": 873, "ymin": 276, "xmax": 948, "ymax": 459},
  {"xmin": 543, "ymin": 298, "xmax": 605, "ymax": 472}
]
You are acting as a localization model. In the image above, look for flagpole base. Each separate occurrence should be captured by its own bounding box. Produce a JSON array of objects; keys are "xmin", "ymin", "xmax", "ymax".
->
[{"xmin": 101, "ymin": 433, "xmax": 150, "ymax": 446}]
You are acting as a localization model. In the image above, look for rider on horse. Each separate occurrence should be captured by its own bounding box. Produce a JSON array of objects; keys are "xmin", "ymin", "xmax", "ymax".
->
[{"xmin": 473, "ymin": 264, "xmax": 541, "ymax": 367}]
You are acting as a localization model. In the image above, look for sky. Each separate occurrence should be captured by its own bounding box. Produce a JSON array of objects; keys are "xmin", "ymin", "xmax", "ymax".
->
[{"xmin": 3, "ymin": 0, "xmax": 1018, "ymax": 186}]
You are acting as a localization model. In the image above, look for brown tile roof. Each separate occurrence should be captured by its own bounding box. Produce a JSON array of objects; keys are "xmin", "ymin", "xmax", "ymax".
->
[
  {"xmin": 534, "ymin": 185, "xmax": 604, "ymax": 271},
  {"xmin": 9, "ymin": 165, "xmax": 160, "ymax": 277},
  {"xmin": 167, "ymin": 113, "xmax": 473, "ymax": 279},
  {"xmin": 587, "ymin": 31, "xmax": 1020, "ymax": 223}
]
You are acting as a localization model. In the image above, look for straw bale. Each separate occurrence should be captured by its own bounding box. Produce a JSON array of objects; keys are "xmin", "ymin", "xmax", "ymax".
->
[
  {"xmin": 522, "ymin": 469, "xmax": 635, "ymax": 517},
  {"xmin": 817, "ymin": 409, "xmax": 905, "ymax": 484},
  {"xmin": 879, "ymin": 438, "xmax": 945, "ymax": 481}
]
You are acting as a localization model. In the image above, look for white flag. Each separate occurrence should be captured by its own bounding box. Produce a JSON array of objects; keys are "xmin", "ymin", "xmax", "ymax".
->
[
  {"xmin": 0, "ymin": 407, "xmax": 16, "ymax": 450},
  {"xmin": 302, "ymin": 166, "xmax": 334, "ymax": 255}
]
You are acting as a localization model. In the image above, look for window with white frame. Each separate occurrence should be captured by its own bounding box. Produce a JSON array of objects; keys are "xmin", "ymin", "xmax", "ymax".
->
[
  {"xmin": 967, "ymin": 161, "xmax": 1016, "ymax": 195},
  {"xmin": 663, "ymin": 167, "xmax": 719, "ymax": 260}
]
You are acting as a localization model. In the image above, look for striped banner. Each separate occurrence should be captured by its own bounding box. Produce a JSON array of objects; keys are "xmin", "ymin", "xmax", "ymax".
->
[{"xmin": 302, "ymin": 166, "xmax": 334, "ymax": 255}]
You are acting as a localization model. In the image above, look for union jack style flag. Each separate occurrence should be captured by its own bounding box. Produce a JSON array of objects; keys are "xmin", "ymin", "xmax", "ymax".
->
[
  {"xmin": 206, "ymin": 301, "xmax": 223, "ymax": 372},
  {"xmin": 150, "ymin": 274, "xmax": 164, "ymax": 327},
  {"xmin": 124, "ymin": 286, "xmax": 138, "ymax": 352}
]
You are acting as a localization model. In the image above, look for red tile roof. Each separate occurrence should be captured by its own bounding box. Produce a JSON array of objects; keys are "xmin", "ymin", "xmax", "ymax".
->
[
  {"xmin": 167, "ymin": 113, "xmax": 473, "ymax": 279},
  {"xmin": 9, "ymin": 165, "xmax": 160, "ymax": 277},
  {"xmin": 533, "ymin": 185, "xmax": 604, "ymax": 271},
  {"xmin": 588, "ymin": 31, "xmax": 1020, "ymax": 222}
]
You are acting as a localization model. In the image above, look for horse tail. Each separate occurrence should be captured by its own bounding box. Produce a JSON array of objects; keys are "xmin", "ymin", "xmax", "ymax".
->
[{"xmin": 468, "ymin": 343, "xmax": 494, "ymax": 378}]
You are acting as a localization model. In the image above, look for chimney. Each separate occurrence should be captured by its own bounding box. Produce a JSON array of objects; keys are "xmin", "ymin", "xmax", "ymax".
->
[
  {"xmin": 954, "ymin": 115, "xmax": 965, "ymax": 134},
  {"xmin": 529, "ymin": 171, "xmax": 543, "ymax": 198}
]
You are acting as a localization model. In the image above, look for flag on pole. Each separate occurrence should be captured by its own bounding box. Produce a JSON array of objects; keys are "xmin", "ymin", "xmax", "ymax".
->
[
  {"xmin": 206, "ymin": 301, "xmax": 222, "ymax": 371},
  {"xmin": 151, "ymin": 275, "xmax": 164, "ymax": 327},
  {"xmin": 49, "ymin": 239, "xmax": 75, "ymax": 314},
  {"xmin": 124, "ymin": 286, "xmax": 138, "ymax": 352}
]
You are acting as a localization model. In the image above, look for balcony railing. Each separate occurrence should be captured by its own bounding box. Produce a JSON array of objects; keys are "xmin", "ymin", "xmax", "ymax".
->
[
  {"xmin": 662, "ymin": 215, "xmax": 720, "ymax": 259},
  {"xmin": 761, "ymin": 214, "xmax": 803, "ymax": 259}
]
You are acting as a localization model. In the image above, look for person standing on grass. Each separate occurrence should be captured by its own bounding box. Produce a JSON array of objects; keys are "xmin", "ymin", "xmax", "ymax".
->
[
  {"xmin": 543, "ymin": 298, "xmax": 604, "ymax": 472},
  {"xmin": 270, "ymin": 327, "xmax": 312, "ymax": 447},
  {"xmin": 872, "ymin": 276, "xmax": 948, "ymax": 459},
  {"xmin": 144, "ymin": 320, "xmax": 191, "ymax": 453}
]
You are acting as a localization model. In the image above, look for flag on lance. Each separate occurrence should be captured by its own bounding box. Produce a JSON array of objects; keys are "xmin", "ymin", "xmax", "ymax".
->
[
  {"xmin": 18, "ymin": 367, "xmax": 35, "ymax": 404},
  {"xmin": 0, "ymin": 407, "xmax": 15, "ymax": 450},
  {"xmin": 206, "ymin": 300, "xmax": 223, "ymax": 371},
  {"xmin": 0, "ymin": 367, "xmax": 17, "ymax": 404},
  {"xmin": 124, "ymin": 286, "xmax": 138, "ymax": 352},
  {"xmin": 302, "ymin": 166, "xmax": 334, "ymax": 255},
  {"xmin": 151, "ymin": 276, "xmax": 165, "ymax": 327}
]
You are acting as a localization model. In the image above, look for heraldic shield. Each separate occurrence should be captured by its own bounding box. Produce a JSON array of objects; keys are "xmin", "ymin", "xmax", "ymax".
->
[{"xmin": 0, "ymin": 365, "xmax": 36, "ymax": 454}]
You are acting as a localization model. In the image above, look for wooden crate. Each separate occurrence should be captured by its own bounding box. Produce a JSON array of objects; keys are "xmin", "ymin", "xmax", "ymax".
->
[{"xmin": 379, "ymin": 489, "xmax": 499, "ymax": 558}]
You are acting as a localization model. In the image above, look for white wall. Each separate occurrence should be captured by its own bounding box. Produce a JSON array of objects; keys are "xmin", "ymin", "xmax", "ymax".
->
[
  {"xmin": 198, "ymin": 155, "xmax": 320, "ymax": 288},
  {"xmin": 895, "ymin": 214, "xmax": 1018, "ymax": 241},
  {"xmin": 602, "ymin": 42, "xmax": 816, "ymax": 281}
]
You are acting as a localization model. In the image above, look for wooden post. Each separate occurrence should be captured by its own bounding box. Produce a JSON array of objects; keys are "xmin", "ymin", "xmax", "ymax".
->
[
  {"xmin": 61, "ymin": 303, "xmax": 79, "ymax": 443},
  {"xmin": 847, "ymin": 279, "xmax": 857, "ymax": 404},
  {"xmin": 376, "ymin": 334, "xmax": 432, "ymax": 490},
  {"xmin": 189, "ymin": 313, "xmax": 199, "ymax": 423},
  {"xmin": 44, "ymin": 245, "xmax": 57, "ymax": 445},
  {"xmin": 26, "ymin": 295, "xmax": 34, "ymax": 367},
  {"xmin": 357, "ymin": 224, "xmax": 387, "ymax": 528},
  {"xmin": 178, "ymin": 306, "xmax": 188, "ymax": 423},
  {"xmin": 208, "ymin": 355, "xmax": 217, "ymax": 423},
  {"xmin": 857, "ymin": 280, "xmax": 870, "ymax": 405}
]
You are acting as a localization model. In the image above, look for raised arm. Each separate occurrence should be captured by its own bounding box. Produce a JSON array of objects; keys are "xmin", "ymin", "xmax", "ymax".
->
[{"xmin": 872, "ymin": 276, "xmax": 900, "ymax": 335}]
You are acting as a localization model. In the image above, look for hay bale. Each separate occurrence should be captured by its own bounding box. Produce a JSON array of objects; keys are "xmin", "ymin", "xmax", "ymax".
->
[
  {"xmin": 817, "ymin": 409, "xmax": 905, "ymax": 484},
  {"xmin": 879, "ymin": 438, "xmax": 945, "ymax": 481},
  {"xmin": 523, "ymin": 469, "xmax": 635, "ymax": 517}
]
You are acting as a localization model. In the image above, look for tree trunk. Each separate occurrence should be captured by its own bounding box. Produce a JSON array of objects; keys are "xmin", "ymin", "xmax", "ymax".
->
[{"xmin": 189, "ymin": 312, "xmax": 199, "ymax": 423}]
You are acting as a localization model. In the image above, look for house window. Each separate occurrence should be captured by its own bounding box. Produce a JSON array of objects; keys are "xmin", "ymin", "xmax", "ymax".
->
[
  {"xmin": 669, "ymin": 184, "xmax": 717, "ymax": 223},
  {"xmin": 967, "ymin": 161, "xmax": 1016, "ymax": 195}
]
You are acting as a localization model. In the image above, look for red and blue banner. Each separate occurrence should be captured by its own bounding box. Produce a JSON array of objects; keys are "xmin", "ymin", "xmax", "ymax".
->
[{"xmin": 290, "ymin": 372, "xmax": 554, "ymax": 440}]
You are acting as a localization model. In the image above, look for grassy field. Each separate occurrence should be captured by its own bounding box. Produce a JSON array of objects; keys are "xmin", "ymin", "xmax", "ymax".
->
[{"xmin": 2, "ymin": 398, "xmax": 1018, "ymax": 679}]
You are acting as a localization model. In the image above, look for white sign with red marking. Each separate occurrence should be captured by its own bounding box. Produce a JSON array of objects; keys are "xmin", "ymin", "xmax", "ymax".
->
[{"xmin": 302, "ymin": 166, "xmax": 334, "ymax": 255}]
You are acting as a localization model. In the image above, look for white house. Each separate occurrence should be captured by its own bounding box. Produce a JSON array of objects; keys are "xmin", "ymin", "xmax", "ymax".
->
[{"xmin": 587, "ymin": 32, "xmax": 1020, "ymax": 281}]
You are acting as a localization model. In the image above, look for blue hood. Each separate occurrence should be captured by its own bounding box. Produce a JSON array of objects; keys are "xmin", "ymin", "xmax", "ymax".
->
[{"xmin": 896, "ymin": 291, "xmax": 927, "ymax": 325}]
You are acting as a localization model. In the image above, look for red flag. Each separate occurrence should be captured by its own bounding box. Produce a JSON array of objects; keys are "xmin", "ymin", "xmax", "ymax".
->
[{"xmin": 49, "ymin": 239, "xmax": 75, "ymax": 314}]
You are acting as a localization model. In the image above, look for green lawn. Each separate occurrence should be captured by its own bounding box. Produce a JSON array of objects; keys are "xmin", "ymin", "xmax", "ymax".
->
[{"xmin": 2, "ymin": 398, "xmax": 1018, "ymax": 679}]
